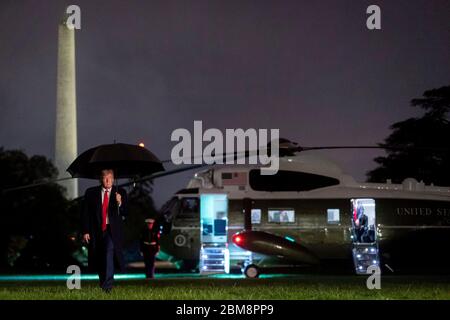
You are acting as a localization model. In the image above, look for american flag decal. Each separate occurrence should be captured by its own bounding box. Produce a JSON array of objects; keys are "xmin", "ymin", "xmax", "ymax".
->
[{"xmin": 222, "ymin": 172, "xmax": 247, "ymax": 186}]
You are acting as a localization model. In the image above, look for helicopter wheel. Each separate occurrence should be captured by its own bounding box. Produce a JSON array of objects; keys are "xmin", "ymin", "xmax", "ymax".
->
[{"xmin": 244, "ymin": 264, "xmax": 260, "ymax": 278}]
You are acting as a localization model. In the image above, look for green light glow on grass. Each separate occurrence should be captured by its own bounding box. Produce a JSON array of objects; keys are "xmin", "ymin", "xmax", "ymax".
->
[
  {"xmin": 0, "ymin": 273, "xmax": 246, "ymax": 281},
  {"xmin": 0, "ymin": 273, "xmax": 299, "ymax": 282},
  {"xmin": 0, "ymin": 274, "xmax": 146, "ymax": 281},
  {"xmin": 284, "ymin": 236, "xmax": 295, "ymax": 242}
]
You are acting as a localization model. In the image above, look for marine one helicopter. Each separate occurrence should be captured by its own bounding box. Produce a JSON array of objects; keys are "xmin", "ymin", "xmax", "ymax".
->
[
  {"xmin": 5, "ymin": 139, "xmax": 449, "ymax": 278},
  {"xmin": 144, "ymin": 139, "xmax": 450, "ymax": 278}
]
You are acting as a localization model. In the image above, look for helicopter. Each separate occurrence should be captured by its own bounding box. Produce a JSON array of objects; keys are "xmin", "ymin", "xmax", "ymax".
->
[
  {"xmin": 149, "ymin": 139, "xmax": 450, "ymax": 278},
  {"xmin": 4, "ymin": 139, "xmax": 449, "ymax": 278}
]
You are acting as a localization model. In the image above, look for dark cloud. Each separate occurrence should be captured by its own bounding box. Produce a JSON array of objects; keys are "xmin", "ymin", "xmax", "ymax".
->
[{"xmin": 1, "ymin": 0, "xmax": 449, "ymax": 206}]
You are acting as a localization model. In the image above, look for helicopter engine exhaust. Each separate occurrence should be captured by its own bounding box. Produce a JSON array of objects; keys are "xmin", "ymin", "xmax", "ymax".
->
[{"xmin": 232, "ymin": 230, "xmax": 320, "ymax": 265}]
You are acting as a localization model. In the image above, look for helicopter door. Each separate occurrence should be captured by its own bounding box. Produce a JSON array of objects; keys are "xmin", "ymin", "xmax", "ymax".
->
[
  {"xmin": 350, "ymin": 198, "xmax": 380, "ymax": 274},
  {"xmin": 199, "ymin": 194, "xmax": 230, "ymax": 274}
]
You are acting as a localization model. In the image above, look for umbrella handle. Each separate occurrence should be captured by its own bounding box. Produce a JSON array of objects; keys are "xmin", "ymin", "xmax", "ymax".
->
[{"xmin": 115, "ymin": 168, "xmax": 120, "ymax": 217}]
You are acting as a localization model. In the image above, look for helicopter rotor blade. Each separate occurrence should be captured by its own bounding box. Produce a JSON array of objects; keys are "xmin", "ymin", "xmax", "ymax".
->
[
  {"xmin": 2, "ymin": 176, "xmax": 75, "ymax": 194},
  {"xmin": 4, "ymin": 140, "xmax": 448, "ymax": 194},
  {"xmin": 301, "ymin": 145, "xmax": 449, "ymax": 152},
  {"xmin": 117, "ymin": 163, "xmax": 208, "ymax": 189}
]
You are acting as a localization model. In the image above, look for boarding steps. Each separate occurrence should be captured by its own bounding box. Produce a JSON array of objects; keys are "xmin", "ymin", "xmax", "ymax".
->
[
  {"xmin": 352, "ymin": 243, "xmax": 380, "ymax": 275},
  {"xmin": 199, "ymin": 245, "xmax": 229, "ymax": 274}
]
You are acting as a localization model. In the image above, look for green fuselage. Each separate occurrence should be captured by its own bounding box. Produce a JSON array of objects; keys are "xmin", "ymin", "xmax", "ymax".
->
[{"xmin": 160, "ymin": 197, "xmax": 450, "ymax": 273}]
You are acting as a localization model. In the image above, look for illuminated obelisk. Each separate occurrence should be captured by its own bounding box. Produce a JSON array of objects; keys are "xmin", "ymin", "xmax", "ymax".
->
[{"xmin": 55, "ymin": 18, "xmax": 78, "ymax": 199}]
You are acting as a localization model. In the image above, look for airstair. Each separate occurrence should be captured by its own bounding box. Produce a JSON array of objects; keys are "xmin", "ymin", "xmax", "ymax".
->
[
  {"xmin": 352, "ymin": 243, "xmax": 380, "ymax": 275},
  {"xmin": 200, "ymin": 245, "xmax": 229, "ymax": 274}
]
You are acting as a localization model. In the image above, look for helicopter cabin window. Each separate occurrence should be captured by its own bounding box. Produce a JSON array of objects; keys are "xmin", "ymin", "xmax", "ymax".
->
[
  {"xmin": 179, "ymin": 197, "xmax": 199, "ymax": 219},
  {"xmin": 327, "ymin": 209, "xmax": 340, "ymax": 224},
  {"xmin": 251, "ymin": 209, "xmax": 261, "ymax": 224},
  {"xmin": 268, "ymin": 209, "xmax": 295, "ymax": 223},
  {"xmin": 249, "ymin": 170, "xmax": 339, "ymax": 192}
]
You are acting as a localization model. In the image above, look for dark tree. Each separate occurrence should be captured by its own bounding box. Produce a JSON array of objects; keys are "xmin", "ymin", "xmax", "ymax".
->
[
  {"xmin": 0, "ymin": 148, "xmax": 78, "ymax": 271},
  {"xmin": 367, "ymin": 86, "xmax": 450, "ymax": 186}
]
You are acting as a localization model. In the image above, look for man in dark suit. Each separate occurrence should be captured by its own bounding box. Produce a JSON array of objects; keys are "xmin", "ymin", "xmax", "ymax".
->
[
  {"xmin": 355, "ymin": 209, "xmax": 369, "ymax": 243},
  {"xmin": 81, "ymin": 169, "xmax": 128, "ymax": 292}
]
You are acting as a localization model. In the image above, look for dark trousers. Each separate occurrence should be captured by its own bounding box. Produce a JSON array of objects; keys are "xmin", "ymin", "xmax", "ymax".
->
[
  {"xmin": 99, "ymin": 226, "xmax": 115, "ymax": 290},
  {"xmin": 142, "ymin": 245, "xmax": 158, "ymax": 278}
]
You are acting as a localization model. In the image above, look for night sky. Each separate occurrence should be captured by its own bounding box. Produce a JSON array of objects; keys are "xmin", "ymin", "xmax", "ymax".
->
[{"xmin": 1, "ymin": 0, "xmax": 449, "ymax": 206}]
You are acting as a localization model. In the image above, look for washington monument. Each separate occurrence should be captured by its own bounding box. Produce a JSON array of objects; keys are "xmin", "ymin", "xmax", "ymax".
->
[{"xmin": 55, "ymin": 17, "xmax": 78, "ymax": 199}]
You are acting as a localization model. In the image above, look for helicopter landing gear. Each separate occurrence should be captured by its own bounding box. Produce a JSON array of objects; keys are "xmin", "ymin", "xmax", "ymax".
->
[
  {"xmin": 244, "ymin": 264, "xmax": 260, "ymax": 278},
  {"xmin": 180, "ymin": 259, "xmax": 199, "ymax": 273}
]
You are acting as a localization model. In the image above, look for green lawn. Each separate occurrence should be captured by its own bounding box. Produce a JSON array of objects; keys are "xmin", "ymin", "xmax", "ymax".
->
[{"xmin": 1, "ymin": 275, "xmax": 449, "ymax": 300}]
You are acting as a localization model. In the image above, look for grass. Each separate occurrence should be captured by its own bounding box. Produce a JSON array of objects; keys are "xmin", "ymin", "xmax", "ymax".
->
[{"xmin": 1, "ymin": 275, "xmax": 449, "ymax": 300}]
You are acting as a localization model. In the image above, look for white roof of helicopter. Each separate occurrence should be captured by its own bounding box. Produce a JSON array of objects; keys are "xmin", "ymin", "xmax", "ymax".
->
[
  {"xmin": 190, "ymin": 152, "xmax": 355, "ymax": 182},
  {"xmin": 278, "ymin": 153, "xmax": 350, "ymax": 179},
  {"xmin": 184, "ymin": 152, "xmax": 450, "ymax": 201}
]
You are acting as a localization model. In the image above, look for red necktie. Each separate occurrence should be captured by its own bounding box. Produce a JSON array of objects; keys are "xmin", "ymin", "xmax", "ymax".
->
[{"xmin": 102, "ymin": 190, "xmax": 109, "ymax": 231}]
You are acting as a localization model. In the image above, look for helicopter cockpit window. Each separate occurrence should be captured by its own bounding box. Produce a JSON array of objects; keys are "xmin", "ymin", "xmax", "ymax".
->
[
  {"xmin": 179, "ymin": 197, "xmax": 199, "ymax": 219},
  {"xmin": 249, "ymin": 170, "xmax": 339, "ymax": 192},
  {"xmin": 268, "ymin": 209, "xmax": 295, "ymax": 223},
  {"xmin": 160, "ymin": 196, "xmax": 180, "ymax": 221},
  {"xmin": 251, "ymin": 209, "xmax": 261, "ymax": 224}
]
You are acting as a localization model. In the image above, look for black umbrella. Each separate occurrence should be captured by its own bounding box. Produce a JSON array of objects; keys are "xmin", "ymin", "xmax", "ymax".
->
[{"xmin": 67, "ymin": 143, "xmax": 164, "ymax": 179}]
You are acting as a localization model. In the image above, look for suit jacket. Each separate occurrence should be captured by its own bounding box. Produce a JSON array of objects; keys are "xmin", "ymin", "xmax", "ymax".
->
[
  {"xmin": 358, "ymin": 214, "xmax": 368, "ymax": 229},
  {"xmin": 81, "ymin": 185, "xmax": 128, "ymax": 272},
  {"xmin": 140, "ymin": 222, "xmax": 161, "ymax": 249}
]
